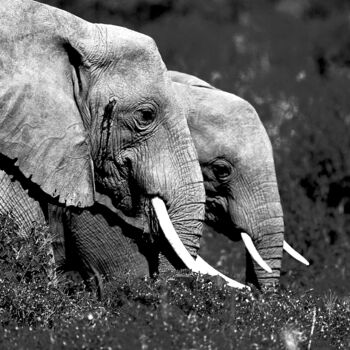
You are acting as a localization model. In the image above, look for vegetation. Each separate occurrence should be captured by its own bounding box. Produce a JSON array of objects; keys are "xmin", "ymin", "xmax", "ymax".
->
[
  {"xmin": 1, "ymin": 0, "xmax": 350, "ymax": 348},
  {"xmin": 0, "ymin": 216, "xmax": 349, "ymax": 349}
]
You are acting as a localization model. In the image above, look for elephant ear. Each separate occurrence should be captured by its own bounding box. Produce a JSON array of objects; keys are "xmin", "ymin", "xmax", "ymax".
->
[
  {"xmin": 168, "ymin": 71, "xmax": 215, "ymax": 90},
  {"xmin": 0, "ymin": 0, "xmax": 95, "ymax": 207}
]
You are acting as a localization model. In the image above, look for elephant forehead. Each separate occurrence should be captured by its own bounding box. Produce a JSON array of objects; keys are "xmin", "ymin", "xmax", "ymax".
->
[
  {"xmin": 189, "ymin": 90, "xmax": 260, "ymax": 137},
  {"xmin": 194, "ymin": 129, "xmax": 272, "ymax": 165},
  {"xmin": 189, "ymin": 90, "xmax": 271, "ymax": 163},
  {"xmin": 94, "ymin": 25, "xmax": 167, "ymax": 75}
]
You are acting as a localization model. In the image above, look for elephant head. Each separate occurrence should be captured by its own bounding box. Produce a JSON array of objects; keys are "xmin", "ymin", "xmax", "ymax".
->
[
  {"xmin": 170, "ymin": 71, "xmax": 308, "ymax": 288},
  {"xmin": 0, "ymin": 1, "xmax": 207, "ymax": 274}
]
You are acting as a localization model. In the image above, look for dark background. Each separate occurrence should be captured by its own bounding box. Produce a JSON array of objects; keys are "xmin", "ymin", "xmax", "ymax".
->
[{"xmin": 41, "ymin": 0, "xmax": 350, "ymax": 294}]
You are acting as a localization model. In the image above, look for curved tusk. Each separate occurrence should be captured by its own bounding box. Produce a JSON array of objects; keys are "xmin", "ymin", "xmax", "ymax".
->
[
  {"xmin": 196, "ymin": 256, "xmax": 250, "ymax": 290},
  {"xmin": 241, "ymin": 232, "xmax": 272, "ymax": 273},
  {"xmin": 283, "ymin": 241, "xmax": 309, "ymax": 266},
  {"xmin": 151, "ymin": 197, "xmax": 198, "ymax": 271},
  {"xmin": 151, "ymin": 197, "xmax": 249, "ymax": 290}
]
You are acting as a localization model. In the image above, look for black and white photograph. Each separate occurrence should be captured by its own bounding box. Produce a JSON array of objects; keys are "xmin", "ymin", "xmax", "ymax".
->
[{"xmin": 0, "ymin": 1, "xmax": 349, "ymax": 349}]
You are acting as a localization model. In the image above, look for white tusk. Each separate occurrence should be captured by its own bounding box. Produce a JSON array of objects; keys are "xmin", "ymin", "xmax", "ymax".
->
[
  {"xmin": 151, "ymin": 197, "xmax": 199, "ymax": 271},
  {"xmin": 151, "ymin": 197, "xmax": 249, "ymax": 290},
  {"xmin": 241, "ymin": 232, "xmax": 273, "ymax": 273},
  {"xmin": 283, "ymin": 241, "xmax": 309, "ymax": 266},
  {"xmin": 196, "ymin": 256, "xmax": 250, "ymax": 290}
]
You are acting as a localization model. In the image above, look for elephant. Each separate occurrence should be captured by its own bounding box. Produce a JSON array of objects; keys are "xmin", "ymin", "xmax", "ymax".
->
[
  {"xmin": 0, "ymin": 0, "xmax": 229, "ymax": 284},
  {"xmin": 170, "ymin": 71, "xmax": 309, "ymax": 287},
  {"xmin": 51, "ymin": 71, "xmax": 308, "ymax": 290}
]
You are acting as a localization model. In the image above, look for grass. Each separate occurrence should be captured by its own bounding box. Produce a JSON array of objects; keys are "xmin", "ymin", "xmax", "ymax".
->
[{"xmin": 0, "ymin": 216, "xmax": 349, "ymax": 349}]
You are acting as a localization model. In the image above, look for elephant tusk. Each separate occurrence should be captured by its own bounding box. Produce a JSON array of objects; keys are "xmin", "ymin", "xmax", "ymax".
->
[
  {"xmin": 151, "ymin": 197, "xmax": 198, "ymax": 271},
  {"xmin": 241, "ymin": 232, "xmax": 273, "ymax": 273},
  {"xmin": 283, "ymin": 241, "xmax": 309, "ymax": 266},
  {"xmin": 151, "ymin": 197, "xmax": 249, "ymax": 290},
  {"xmin": 195, "ymin": 256, "xmax": 250, "ymax": 290}
]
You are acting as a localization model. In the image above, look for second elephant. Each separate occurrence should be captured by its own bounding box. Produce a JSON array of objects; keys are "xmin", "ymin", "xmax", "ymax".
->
[{"xmin": 171, "ymin": 71, "xmax": 308, "ymax": 288}]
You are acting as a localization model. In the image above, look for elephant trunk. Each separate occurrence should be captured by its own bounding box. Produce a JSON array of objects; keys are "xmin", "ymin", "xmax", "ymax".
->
[
  {"xmin": 157, "ymin": 183, "xmax": 205, "ymax": 274},
  {"xmin": 230, "ymin": 181, "xmax": 285, "ymax": 289},
  {"xmin": 245, "ymin": 224, "xmax": 284, "ymax": 288}
]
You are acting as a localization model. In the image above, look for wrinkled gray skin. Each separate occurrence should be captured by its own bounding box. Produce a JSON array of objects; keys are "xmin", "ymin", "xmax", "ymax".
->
[
  {"xmin": 0, "ymin": 1, "xmax": 205, "ymax": 279},
  {"xmin": 171, "ymin": 71, "xmax": 284, "ymax": 288},
  {"xmin": 56, "ymin": 72, "xmax": 284, "ymax": 289}
]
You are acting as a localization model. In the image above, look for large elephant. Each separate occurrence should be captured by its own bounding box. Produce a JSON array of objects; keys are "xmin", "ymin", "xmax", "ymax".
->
[
  {"xmin": 53, "ymin": 71, "xmax": 308, "ymax": 290},
  {"xmin": 0, "ymin": 0, "xmax": 217, "ymax": 282}
]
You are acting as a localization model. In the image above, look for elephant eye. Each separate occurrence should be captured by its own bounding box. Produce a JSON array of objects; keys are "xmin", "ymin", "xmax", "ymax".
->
[
  {"xmin": 212, "ymin": 161, "xmax": 232, "ymax": 180},
  {"xmin": 134, "ymin": 108, "xmax": 156, "ymax": 130}
]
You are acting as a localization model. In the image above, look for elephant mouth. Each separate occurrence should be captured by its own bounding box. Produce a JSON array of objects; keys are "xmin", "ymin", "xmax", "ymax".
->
[
  {"xmin": 95, "ymin": 191, "xmax": 147, "ymax": 231},
  {"xmin": 205, "ymin": 197, "xmax": 241, "ymax": 240}
]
